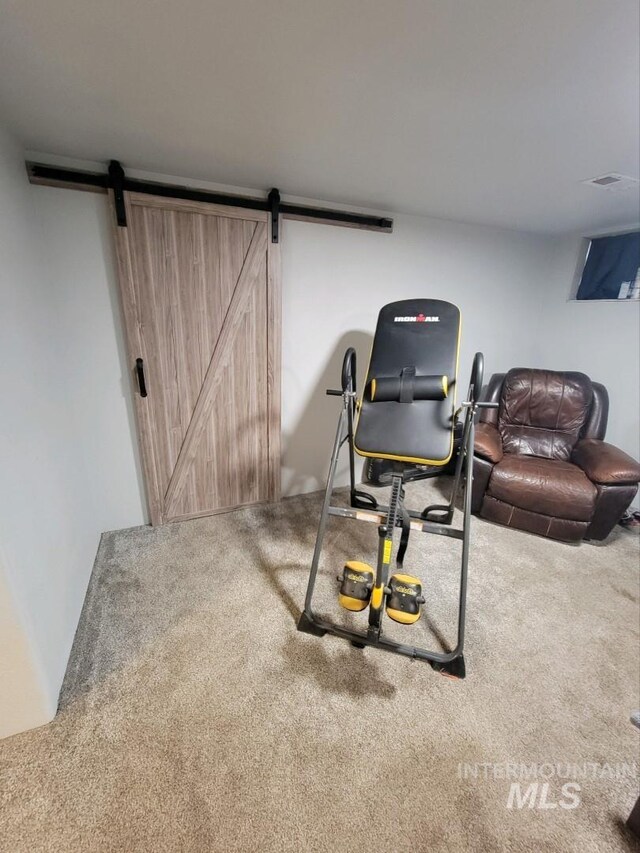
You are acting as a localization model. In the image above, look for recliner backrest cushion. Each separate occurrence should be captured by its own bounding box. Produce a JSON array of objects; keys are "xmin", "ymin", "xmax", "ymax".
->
[{"xmin": 498, "ymin": 368, "xmax": 593, "ymax": 461}]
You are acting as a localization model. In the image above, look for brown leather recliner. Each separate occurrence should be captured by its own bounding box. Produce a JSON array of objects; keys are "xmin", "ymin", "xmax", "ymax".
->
[{"xmin": 472, "ymin": 368, "xmax": 640, "ymax": 542}]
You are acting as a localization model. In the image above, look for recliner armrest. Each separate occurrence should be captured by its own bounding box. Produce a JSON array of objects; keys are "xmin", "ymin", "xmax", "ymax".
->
[
  {"xmin": 572, "ymin": 439, "xmax": 640, "ymax": 485},
  {"xmin": 474, "ymin": 423, "xmax": 503, "ymax": 464}
]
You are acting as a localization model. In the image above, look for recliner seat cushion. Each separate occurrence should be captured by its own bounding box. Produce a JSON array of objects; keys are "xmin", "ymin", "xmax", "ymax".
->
[
  {"xmin": 499, "ymin": 369, "xmax": 593, "ymax": 461},
  {"xmin": 487, "ymin": 455, "xmax": 597, "ymax": 521},
  {"xmin": 481, "ymin": 496, "xmax": 589, "ymax": 542}
]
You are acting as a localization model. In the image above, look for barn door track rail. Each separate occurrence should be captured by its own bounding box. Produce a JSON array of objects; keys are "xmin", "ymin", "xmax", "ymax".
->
[{"xmin": 27, "ymin": 160, "xmax": 393, "ymax": 242}]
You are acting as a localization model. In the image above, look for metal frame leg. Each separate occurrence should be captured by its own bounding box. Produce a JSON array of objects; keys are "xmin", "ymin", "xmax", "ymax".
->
[
  {"xmin": 301, "ymin": 401, "xmax": 348, "ymax": 617},
  {"xmin": 454, "ymin": 409, "xmax": 474, "ymax": 654}
]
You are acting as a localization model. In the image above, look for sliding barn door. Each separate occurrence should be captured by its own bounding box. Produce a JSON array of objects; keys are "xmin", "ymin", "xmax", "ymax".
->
[{"xmin": 111, "ymin": 193, "xmax": 280, "ymax": 526}]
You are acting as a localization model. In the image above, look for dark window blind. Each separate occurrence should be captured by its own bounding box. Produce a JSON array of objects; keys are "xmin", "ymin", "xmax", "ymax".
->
[{"xmin": 576, "ymin": 231, "xmax": 640, "ymax": 300}]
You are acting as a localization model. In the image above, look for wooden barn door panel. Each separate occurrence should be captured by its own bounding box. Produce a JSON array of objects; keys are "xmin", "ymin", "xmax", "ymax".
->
[{"xmin": 111, "ymin": 193, "xmax": 280, "ymax": 525}]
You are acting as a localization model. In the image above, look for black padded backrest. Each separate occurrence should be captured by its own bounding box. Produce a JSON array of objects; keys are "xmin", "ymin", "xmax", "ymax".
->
[{"xmin": 354, "ymin": 299, "xmax": 461, "ymax": 465}]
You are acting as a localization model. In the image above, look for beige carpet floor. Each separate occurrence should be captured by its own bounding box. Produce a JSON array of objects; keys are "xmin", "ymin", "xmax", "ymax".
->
[{"xmin": 1, "ymin": 479, "xmax": 639, "ymax": 853}]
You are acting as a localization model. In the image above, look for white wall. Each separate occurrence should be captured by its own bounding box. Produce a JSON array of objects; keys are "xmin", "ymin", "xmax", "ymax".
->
[
  {"xmin": 0, "ymin": 129, "xmax": 146, "ymax": 738},
  {"xmin": 30, "ymin": 187, "xmax": 147, "ymax": 526},
  {"xmin": 0, "ymin": 126, "xmax": 53, "ymax": 733},
  {"xmin": 281, "ymin": 215, "xmax": 550, "ymax": 494},
  {"xmin": 536, "ymin": 234, "xmax": 640, "ymax": 477},
  {"xmin": 0, "ymin": 553, "xmax": 51, "ymax": 736}
]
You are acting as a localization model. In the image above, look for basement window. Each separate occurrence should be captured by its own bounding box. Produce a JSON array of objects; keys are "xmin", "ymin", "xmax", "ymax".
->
[{"xmin": 576, "ymin": 231, "xmax": 640, "ymax": 300}]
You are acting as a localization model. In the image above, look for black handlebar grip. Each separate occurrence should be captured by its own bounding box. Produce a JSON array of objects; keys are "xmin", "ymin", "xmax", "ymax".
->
[
  {"xmin": 341, "ymin": 347, "xmax": 357, "ymax": 393},
  {"xmin": 470, "ymin": 352, "xmax": 484, "ymax": 401}
]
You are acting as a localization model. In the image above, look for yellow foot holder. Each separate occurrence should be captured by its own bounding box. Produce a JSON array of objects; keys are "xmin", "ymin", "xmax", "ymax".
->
[
  {"xmin": 386, "ymin": 574, "xmax": 424, "ymax": 624},
  {"xmin": 338, "ymin": 561, "xmax": 374, "ymax": 611}
]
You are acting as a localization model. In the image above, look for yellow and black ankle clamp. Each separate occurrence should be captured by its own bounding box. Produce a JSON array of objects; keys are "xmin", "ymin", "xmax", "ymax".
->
[
  {"xmin": 338, "ymin": 561, "xmax": 373, "ymax": 611},
  {"xmin": 386, "ymin": 574, "xmax": 424, "ymax": 624}
]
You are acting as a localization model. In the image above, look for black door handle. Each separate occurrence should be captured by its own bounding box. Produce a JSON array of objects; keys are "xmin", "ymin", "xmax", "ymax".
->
[{"xmin": 135, "ymin": 358, "xmax": 147, "ymax": 397}]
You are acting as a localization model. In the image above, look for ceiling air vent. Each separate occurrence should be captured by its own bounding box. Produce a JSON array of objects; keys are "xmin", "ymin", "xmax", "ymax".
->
[{"xmin": 582, "ymin": 173, "xmax": 640, "ymax": 192}]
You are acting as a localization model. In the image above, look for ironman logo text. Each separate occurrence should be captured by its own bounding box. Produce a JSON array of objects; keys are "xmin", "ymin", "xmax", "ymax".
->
[{"xmin": 394, "ymin": 314, "xmax": 439, "ymax": 323}]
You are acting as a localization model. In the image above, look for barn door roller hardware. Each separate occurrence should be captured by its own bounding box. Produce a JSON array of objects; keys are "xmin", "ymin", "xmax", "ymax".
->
[
  {"xmin": 267, "ymin": 188, "xmax": 281, "ymax": 243},
  {"xmin": 108, "ymin": 160, "xmax": 127, "ymax": 226},
  {"xmin": 27, "ymin": 160, "xmax": 393, "ymax": 242}
]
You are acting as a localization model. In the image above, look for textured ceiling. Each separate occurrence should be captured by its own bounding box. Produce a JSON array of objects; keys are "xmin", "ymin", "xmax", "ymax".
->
[{"xmin": 0, "ymin": 0, "xmax": 638, "ymax": 233}]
